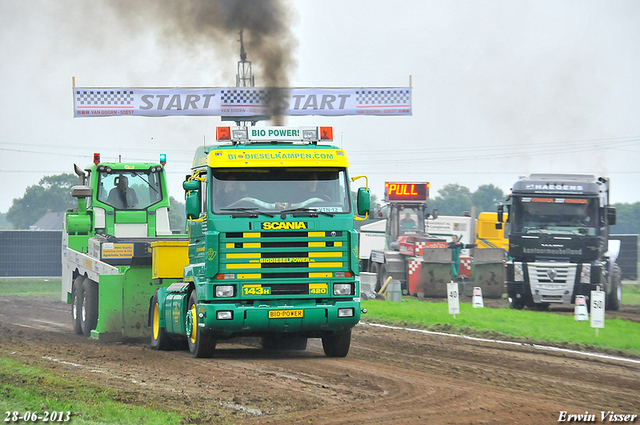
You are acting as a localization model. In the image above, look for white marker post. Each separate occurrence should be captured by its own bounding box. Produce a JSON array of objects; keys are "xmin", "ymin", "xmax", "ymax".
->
[
  {"xmin": 447, "ymin": 282, "xmax": 460, "ymax": 318},
  {"xmin": 590, "ymin": 289, "xmax": 605, "ymax": 336},
  {"xmin": 574, "ymin": 295, "xmax": 589, "ymax": 321},
  {"xmin": 472, "ymin": 286, "xmax": 484, "ymax": 308}
]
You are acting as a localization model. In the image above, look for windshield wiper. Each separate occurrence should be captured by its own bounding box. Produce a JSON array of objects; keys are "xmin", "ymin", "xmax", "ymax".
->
[
  {"xmin": 220, "ymin": 207, "xmax": 275, "ymax": 217},
  {"xmin": 280, "ymin": 207, "xmax": 334, "ymax": 217}
]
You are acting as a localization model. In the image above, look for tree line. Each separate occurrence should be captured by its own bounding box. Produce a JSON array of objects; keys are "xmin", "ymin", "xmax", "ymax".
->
[{"xmin": 1, "ymin": 174, "xmax": 639, "ymax": 237}]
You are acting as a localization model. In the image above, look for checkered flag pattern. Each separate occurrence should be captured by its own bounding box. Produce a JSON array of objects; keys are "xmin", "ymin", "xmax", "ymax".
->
[
  {"xmin": 408, "ymin": 259, "xmax": 423, "ymax": 275},
  {"xmin": 415, "ymin": 242, "xmax": 429, "ymax": 256},
  {"xmin": 356, "ymin": 89, "xmax": 410, "ymax": 105},
  {"xmin": 460, "ymin": 257, "xmax": 472, "ymax": 277},
  {"xmin": 221, "ymin": 89, "xmax": 269, "ymax": 105},
  {"xmin": 75, "ymin": 90, "xmax": 134, "ymax": 106}
]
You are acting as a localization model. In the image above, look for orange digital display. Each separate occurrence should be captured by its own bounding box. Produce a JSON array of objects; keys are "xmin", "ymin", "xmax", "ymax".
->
[{"xmin": 385, "ymin": 182, "xmax": 429, "ymax": 202}]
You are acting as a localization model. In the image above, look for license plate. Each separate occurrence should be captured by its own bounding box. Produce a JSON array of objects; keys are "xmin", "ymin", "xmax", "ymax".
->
[{"xmin": 268, "ymin": 309, "xmax": 303, "ymax": 319}]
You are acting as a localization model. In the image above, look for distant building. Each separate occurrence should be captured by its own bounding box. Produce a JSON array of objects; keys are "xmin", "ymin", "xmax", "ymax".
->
[{"xmin": 30, "ymin": 210, "xmax": 64, "ymax": 231}]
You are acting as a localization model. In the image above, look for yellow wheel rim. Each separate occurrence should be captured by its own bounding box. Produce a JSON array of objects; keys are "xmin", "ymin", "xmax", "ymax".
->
[
  {"xmin": 189, "ymin": 304, "xmax": 197, "ymax": 344},
  {"xmin": 153, "ymin": 303, "xmax": 160, "ymax": 340}
]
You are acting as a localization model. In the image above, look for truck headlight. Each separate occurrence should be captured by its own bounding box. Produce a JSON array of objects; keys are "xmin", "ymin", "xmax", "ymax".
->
[
  {"xmin": 514, "ymin": 264, "xmax": 524, "ymax": 282},
  {"xmin": 216, "ymin": 311, "xmax": 233, "ymax": 320},
  {"xmin": 580, "ymin": 264, "xmax": 591, "ymax": 284},
  {"xmin": 214, "ymin": 285, "xmax": 235, "ymax": 298},
  {"xmin": 338, "ymin": 308, "xmax": 355, "ymax": 318},
  {"xmin": 333, "ymin": 283, "xmax": 353, "ymax": 296}
]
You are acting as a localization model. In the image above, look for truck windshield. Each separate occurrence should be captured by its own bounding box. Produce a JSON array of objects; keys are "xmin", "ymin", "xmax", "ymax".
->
[
  {"xmin": 512, "ymin": 197, "xmax": 598, "ymax": 235},
  {"xmin": 211, "ymin": 168, "xmax": 351, "ymax": 214},
  {"xmin": 97, "ymin": 170, "xmax": 163, "ymax": 210}
]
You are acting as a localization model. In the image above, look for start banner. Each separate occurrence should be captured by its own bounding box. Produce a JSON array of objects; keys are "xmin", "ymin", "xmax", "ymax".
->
[{"xmin": 73, "ymin": 87, "xmax": 412, "ymax": 117}]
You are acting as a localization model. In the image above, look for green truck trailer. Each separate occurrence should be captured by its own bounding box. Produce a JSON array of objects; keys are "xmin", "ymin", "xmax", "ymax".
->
[{"xmin": 63, "ymin": 126, "xmax": 370, "ymax": 358}]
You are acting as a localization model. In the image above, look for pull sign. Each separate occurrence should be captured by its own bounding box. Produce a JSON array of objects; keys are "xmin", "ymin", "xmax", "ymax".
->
[{"xmin": 385, "ymin": 182, "xmax": 429, "ymax": 202}]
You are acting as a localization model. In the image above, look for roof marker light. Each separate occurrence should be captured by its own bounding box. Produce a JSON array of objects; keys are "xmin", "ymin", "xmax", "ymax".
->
[
  {"xmin": 320, "ymin": 127, "xmax": 333, "ymax": 140},
  {"xmin": 159, "ymin": 154, "xmax": 167, "ymax": 166},
  {"xmin": 93, "ymin": 153, "xmax": 100, "ymax": 165},
  {"xmin": 217, "ymin": 127, "xmax": 231, "ymax": 140}
]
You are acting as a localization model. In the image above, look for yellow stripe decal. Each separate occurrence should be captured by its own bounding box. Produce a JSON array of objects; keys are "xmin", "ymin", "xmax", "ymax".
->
[
  {"xmin": 308, "ymin": 231, "xmax": 325, "ymax": 237},
  {"xmin": 309, "ymin": 252, "xmax": 342, "ymax": 258},
  {"xmin": 238, "ymin": 273, "xmax": 261, "ymax": 279},
  {"xmin": 226, "ymin": 253, "xmax": 261, "ymax": 259},
  {"xmin": 243, "ymin": 232, "xmax": 261, "ymax": 238},
  {"xmin": 309, "ymin": 262, "xmax": 342, "ymax": 268},
  {"xmin": 308, "ymin": 242, "xmax": 325, "ymax": 248},
  {"xmin": 309, "ymin": 272, "xmax": 332, "ymax": 278},
  {"xmin": 226, "ymin": 263, "xmax": 261, "ymax": 269},
  {"xmin": 226, "ymin": 243, "xmax": 235, "ymax": 248},
  {"xmin": 244, "ymin": 242, "xmax": 261, "ymax": 248}
]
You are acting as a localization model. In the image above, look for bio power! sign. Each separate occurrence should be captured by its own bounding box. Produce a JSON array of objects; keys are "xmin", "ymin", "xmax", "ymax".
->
[{"xmin": 73, "ymin": 87, "xmax": 412, "ymax": 117}]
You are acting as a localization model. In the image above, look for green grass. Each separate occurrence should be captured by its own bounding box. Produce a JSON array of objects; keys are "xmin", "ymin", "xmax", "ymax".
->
[
  {"xmin": 623, "ymin": 282, "xmax": 640, "ymax": 306},
  {"xmin": 0, "ymin": 279, "xmax": 60, "ymax": 296},
  {"xmin": 361, "ymin": 295, "xmax": 640, "ymax": 356},
  {"xmin": 0, "ymin": 358, "xmax": 183, "ymax": 425}
]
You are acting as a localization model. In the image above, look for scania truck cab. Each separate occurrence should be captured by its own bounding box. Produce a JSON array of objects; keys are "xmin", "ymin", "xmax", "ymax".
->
[{"xmin": 151, "ymin": 126, "xmax": 370, "ymax": 357}]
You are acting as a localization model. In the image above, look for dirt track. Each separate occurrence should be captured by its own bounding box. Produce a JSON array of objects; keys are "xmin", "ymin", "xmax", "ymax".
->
[{"xmin": 1, "ymin": 294, "xmax": 639, "ymax": 424}]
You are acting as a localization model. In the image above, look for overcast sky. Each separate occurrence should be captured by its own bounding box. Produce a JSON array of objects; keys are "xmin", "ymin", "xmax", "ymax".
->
[{"xmin": 1, "ymin": 0, "xmax": 639, "ymax": 215}]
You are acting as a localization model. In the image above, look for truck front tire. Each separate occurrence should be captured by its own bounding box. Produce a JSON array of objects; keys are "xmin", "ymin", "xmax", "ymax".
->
[
  {"xmin": 607, "ymin": 265, "xmax": 622, "ymax": 311},
  {"xmin": 186, "ymin": 291, "xmax": 216, "ymax": 358},
  {"xmin": 322, "ymin": 330, "xmax": 352, "ymax": 357}
]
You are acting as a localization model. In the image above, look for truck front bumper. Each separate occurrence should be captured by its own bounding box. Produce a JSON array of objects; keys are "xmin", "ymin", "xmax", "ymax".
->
[{"xmin": 195, "ymin": 299, "xmax": 361, "ymax": 338}]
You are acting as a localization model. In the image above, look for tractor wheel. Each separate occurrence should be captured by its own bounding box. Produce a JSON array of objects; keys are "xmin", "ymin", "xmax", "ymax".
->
[
  {"xmin": 186, "ymin": 291, "xmax": 216, "ymax": 358},
  {"xmin": 151, "ymin": 291, "xmax": 175, "ymax": 351},
  {"xmin": 322, "ymin": 330, "xmax": 352, "ymax": 358},
  {"xmin": 370, "ymin": 262, "xmax": 381, "ymax": 292},
  {"xmin": 71, "ymin": 275, "xmax": 85, "ymax": 335},
  {"xmin": 80, "ymin": 278, "xmax": 98, "ymax": 337},
  {"xmin": 607, "ymin": 265, "xmax": 622, "ymax": 311}
]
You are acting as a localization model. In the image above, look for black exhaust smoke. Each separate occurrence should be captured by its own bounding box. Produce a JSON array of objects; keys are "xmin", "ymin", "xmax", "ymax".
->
[{"xmin": 108, "ymin": 0, "xmax": 297, "ymax": 124}]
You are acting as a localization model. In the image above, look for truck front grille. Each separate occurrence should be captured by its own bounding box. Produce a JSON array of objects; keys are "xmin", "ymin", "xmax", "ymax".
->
[{"xmin": 221, "ymin": 230, "xmax": 348, "ymax": 281}]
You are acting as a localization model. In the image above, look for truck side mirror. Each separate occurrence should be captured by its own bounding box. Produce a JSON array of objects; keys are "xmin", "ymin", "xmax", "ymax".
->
[
  {"xmin": 495, "ymin": 205, "xmax": 504, "ymax": 230},
  {"xmin": 183, "ymin": 180, "xmax": 201, "ymax": 219},
  {"xmin": 607, "ymin": 206, "xmax": 616, "ymax": 226},
  {"xmin": 356, "ymin": 187, "xmax": 371, "ymax": 216},
  {"xmin": 185, "ymin": 192, "xmax": 200, "ymax": 219}
]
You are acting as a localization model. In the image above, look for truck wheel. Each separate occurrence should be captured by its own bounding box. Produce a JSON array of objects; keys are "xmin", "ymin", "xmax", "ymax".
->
[
  {"xmin": 607, "ymin": 265, "xmax": 622, "ymax": 311},
  {"xmin": 509, "ymin": 297, "xmax": 525, "ymax": 310},
  {"xmin": 186, "ymin": 291, "xmax": 216, "ymax": 358},
  {"xmin": 71, "ymin": 276, "xmax": 85, "ymax": 335},
  {"xmin": 80, "ymin": 278, "xmax": 98, "ymax": 337},
  {"xmin": 262, "ymin": 334, "xmax": 308, "ymax": 351},
  {"xmin": 322, "ymin": 330, "xmax": 351, "ymax": 357},
  {"xmin": 151, "ymin": 291, "xmax": 174, "ymax": 351}
]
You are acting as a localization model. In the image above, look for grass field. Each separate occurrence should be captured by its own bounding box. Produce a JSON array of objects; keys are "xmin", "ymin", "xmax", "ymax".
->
[
  {"xmin": 0, "ymin": 358, "xmax": 183, "ymax": 425},
  {"xmin": 361, "ymin": 293, "xmax": 640, "ymax": 356},
  {"xmin": 0, "ymin": 278, "xmax": 61, "ymax": 296}
]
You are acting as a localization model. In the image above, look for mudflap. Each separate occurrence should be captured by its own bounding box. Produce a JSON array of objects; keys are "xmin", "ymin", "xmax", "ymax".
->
[{"xmin": 90, "ymin": 265, "xmax": 178, "ymax": 341}]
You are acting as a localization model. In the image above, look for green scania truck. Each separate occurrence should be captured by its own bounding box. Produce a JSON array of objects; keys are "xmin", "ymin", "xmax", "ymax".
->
[{"xmin": 152, "ymin": 125, "xmax": 370, "ymax": 357}]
